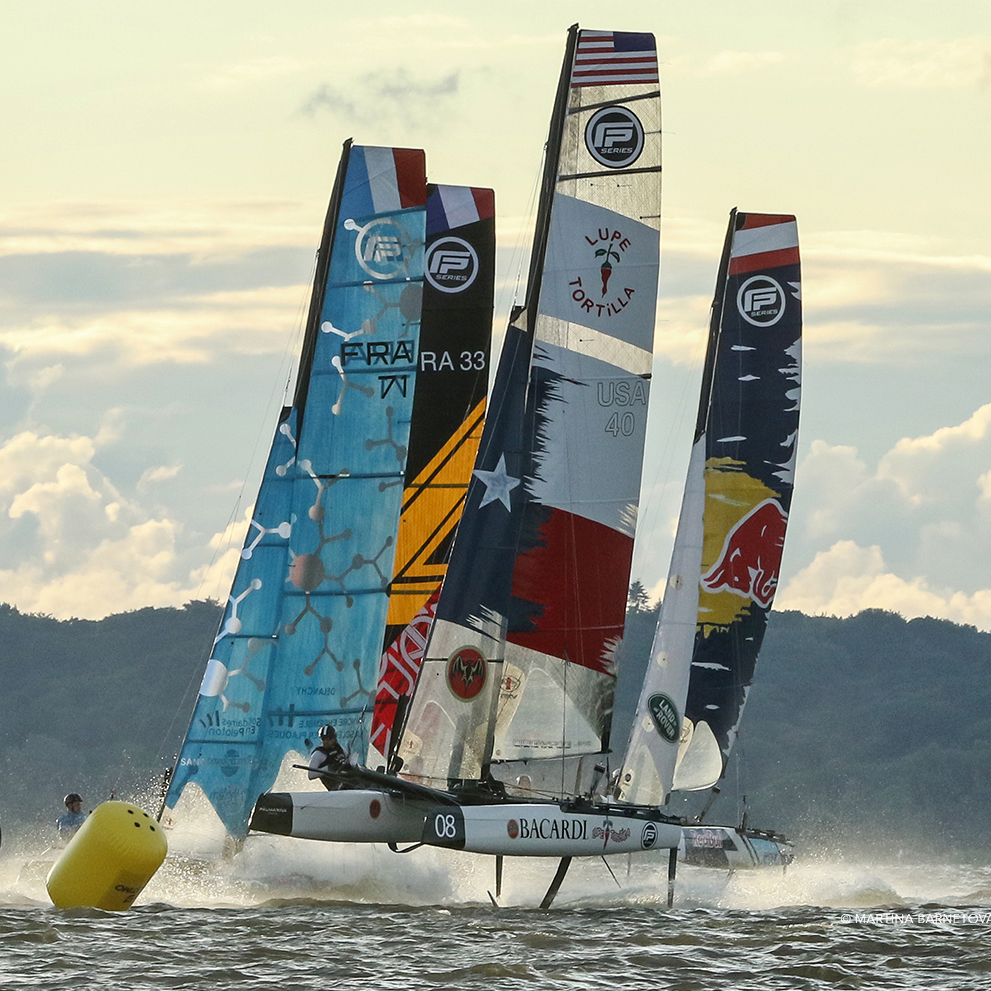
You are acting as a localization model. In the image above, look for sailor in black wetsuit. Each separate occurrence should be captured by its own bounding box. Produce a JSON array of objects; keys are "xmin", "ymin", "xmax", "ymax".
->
[{"xmin": 307, "ymin": 725, "xmax": 349, "ymax": 790}]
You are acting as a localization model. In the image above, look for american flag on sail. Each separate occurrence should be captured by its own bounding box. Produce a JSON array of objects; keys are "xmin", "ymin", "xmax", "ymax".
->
[{"xmin": 571, "ymin": 31, "xmax": 658, "ymax": 88}]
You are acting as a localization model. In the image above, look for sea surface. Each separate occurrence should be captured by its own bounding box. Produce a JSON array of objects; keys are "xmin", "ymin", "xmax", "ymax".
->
[{"xmin": 1, "ymin": 834, "xmax": 990, "ymax": 990}]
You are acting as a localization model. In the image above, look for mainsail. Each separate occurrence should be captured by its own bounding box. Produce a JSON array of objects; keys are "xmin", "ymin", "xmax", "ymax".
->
[
  {"xmin": 618, "ymin": 210, "xmax": 802, "ymax": 806},
  {"xmin": 370, "ymin": 184, "xmax": 495, "ymax": 764},
  {"xmin": 398, "ymin": 26, "xmax": 661, "ymax": 792},
  {"xmin": 164, "ymin": 143, "xmax": 428, "ymax": 837}
]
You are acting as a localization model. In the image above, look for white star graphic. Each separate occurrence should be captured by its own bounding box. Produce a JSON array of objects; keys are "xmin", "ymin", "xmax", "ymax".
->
[{"xmin": 473, "ymin": 454, "xmax": 520, "ymax": 511}]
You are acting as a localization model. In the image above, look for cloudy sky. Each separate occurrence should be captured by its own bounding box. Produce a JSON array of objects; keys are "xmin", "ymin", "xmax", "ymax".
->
[{"xmin": 2, "ymin": 0, "xmax": 990, "ymax": 628}]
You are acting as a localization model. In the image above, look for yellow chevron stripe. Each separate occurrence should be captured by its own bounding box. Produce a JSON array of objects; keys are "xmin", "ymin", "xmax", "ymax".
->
[{"xmin": 386, "ymin": 397, "xmax": 486, "ymax": 628}]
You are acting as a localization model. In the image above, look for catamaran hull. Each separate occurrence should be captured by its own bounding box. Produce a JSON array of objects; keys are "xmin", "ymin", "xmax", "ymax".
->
[
  {"xmin": 680, "ymin": 825, "xmax": 794, "ymax": 869},
  {"xmin": 422, "ymin": 803, "xmax": 681, "ymax": 857},
  {"xmin": 249, "ymin": 790, "xmax": 429, "ymax": 844}
]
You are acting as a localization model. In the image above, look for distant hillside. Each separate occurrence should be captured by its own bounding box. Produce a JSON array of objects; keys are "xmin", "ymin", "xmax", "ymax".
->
[
  {"xmin": 616, "ymin": 607, "xmax": 991, "ymax": 855},
  {"xmin": 0, "ymin": 600, "xmax": 221, "ymax": 838},
  {"xmin": 2, "ymin": 601, "xmax": 990, "ymax": 854}
]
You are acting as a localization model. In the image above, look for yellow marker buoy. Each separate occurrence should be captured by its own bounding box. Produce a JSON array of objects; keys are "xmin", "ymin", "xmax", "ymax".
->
[{"xmin": 46, "ymin": 801, "xmax": 168, "ymax": 911}]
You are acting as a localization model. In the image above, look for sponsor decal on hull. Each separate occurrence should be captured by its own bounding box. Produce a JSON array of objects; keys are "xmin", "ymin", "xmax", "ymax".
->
[
  {"xmin": 642, "ymin": 822, "xmax": 658, "ymax": 849},
  {"xmin": 510, "ymin": 817, "xmax": 590, "ymax": 841}
]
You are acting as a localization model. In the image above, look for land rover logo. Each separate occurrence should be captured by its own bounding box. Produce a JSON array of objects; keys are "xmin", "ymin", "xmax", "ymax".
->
[
  {"xmin": 425, "ymin": 236, "xmax": 478, "ymax": 293},
  {"xmin": 737, "ymin": 275, "xmax": 786, "ymax": 326},
  {"xmin": 641, "ymin": 822, "xmax": 658, "ymax": 849},
  {"xmin": 585, "ymin": 106, "xmax": 645, "ymax": 169},
  {"xmin": 648, "ymin": 693, "xmax": 680, "ymax": 743},
  {"xmin": 344, "ymin": 217, "xmax": 409, "ymax": 280},
  {"xmin": 447, "ymin": 646, "xmax": 487, "ymax": 701}
]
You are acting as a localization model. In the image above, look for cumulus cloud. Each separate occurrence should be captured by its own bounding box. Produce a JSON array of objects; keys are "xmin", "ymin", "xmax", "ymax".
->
[
  {"xmin": 777, "ymin": 539, "xmax": 991, "ymax": 630},
  {"xmin": 0, "ymin": 424, "xmax": 247, "ymax": 619},
  {"xmin": 138, "ymin": 463, "xmax": 183, "ymax": 491},
  {"xmin": 777, "ymin": 405, "xmax": 991, "ymax": 629}
]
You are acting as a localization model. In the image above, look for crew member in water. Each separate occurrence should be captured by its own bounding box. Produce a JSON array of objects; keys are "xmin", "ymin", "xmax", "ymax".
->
[
  {"xmin": 56, "ymin": 793, "xmax": 87, "ymax": 843},
  {"xmin": 308, "ymin": 725, "xmax": 349, "ymax": 790}
]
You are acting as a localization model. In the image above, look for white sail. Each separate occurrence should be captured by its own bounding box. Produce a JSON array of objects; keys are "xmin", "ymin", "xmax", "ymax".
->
[{"xmin": 398, "ymin": 27, "xmax": 661, "ymax": 793}]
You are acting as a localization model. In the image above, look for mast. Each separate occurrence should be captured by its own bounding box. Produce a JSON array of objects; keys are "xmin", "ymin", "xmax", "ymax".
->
[
  {"xmin": 292, "ymin": 140, "xmax": 352, "ymax": 426},
  {"xmin": 519, "ymin": 23, "xmax": 580, "ymax": 330},
  {"xmin": 693, "ymin": 207, "xmax": 737, "ymax": 441}
]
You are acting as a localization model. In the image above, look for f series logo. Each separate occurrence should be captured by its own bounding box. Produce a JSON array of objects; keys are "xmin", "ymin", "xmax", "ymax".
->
[
  {"xmin": 344, "ymin": 217, "xmax": 410, "ymax": 280},
  {"xmin": 737, "ymin": 275, "xmax": 786, "ymax": 326},
  {"xmin": 425, "ymin": 236, "xmax": 479, "ymax": 294},
  {"xmin": 585, "ymin": 106, "xmax": 645, "ymax": 169}
]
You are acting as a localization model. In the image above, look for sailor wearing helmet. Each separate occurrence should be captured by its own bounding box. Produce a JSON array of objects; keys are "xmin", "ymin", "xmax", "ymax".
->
[
  {"xmin": 307, "ymin": 725, "xmax": 349, "ymax": 791},
  {"xmin": 56, "ymin": 793, "xmax": 87, "ymax": 843}
]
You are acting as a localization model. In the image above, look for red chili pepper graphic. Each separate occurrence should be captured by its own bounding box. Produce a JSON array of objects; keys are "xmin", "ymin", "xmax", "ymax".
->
[{"xmin": 594, "ymin": 247, "xmax": 620, "ymax": 296}]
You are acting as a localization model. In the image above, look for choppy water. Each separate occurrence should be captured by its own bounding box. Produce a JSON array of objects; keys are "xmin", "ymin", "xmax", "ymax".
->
[{"xmin": 2, "ymin": 835, "xmax": 990, "ymax": 990}]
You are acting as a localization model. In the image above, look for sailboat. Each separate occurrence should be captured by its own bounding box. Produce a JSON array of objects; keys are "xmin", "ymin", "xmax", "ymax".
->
[
  {"xmin": 619, "ymin": 209, "xmax": 802, "ymax": 870},
  {"xmin": 159, "ymin": 143, "xmax": 495, "ymax": 844},
  {"xmin": 250, "ymin": 25, "xmax": 685, "ymax": 907}
]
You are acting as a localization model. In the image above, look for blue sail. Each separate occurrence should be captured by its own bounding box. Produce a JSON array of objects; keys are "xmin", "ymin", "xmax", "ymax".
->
[{"xmin": 164, "ymin": 144, "xmax": 427, "ymax": 837}]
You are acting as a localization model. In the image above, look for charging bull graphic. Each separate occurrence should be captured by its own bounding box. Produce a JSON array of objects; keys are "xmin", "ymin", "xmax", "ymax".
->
[{"xmin": 701, "ymin": 498, "xmax": 788, "ymax": 608}]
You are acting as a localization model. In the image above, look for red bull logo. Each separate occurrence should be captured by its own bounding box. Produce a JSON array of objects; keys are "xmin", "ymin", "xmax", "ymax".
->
[{"xmin": 701, "ymin": 498, "xmax": 788, "ymax": 608}]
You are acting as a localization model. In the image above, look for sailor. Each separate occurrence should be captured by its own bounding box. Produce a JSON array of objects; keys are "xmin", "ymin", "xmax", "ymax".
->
[
  {"xmin": 308, "ymin": 725, "xmax": 349, "ymax": 791},
  {"xmin": 56, "ymin": 794, "xmax": 87, "ymax": 843}
]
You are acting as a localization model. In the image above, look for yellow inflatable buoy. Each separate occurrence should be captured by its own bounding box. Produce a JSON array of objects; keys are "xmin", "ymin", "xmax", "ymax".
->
[{"xmin": 46, "ymin": 801, "xmax": 168, "ymax": 911}]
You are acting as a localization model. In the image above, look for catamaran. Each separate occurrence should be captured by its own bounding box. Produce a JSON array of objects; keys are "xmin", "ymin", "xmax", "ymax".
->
[{"xmin": 249, "ymin": 25, "xmax": 682, "ymax": 907}]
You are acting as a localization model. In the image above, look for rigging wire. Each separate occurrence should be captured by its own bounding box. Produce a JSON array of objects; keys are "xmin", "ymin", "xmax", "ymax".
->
[{"xmin": 153, "ymin": 248, "xmax": 317, "ymax": 768}]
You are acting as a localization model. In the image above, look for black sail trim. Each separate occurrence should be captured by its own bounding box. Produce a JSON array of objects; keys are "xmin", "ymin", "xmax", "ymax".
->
[
  {"xmin": 292, "ymin": 139, "xmax": 353, "ymax": 433},
  {"xmin": 694, "ymin": 207, "xmax": 737, "ymax": 443}
]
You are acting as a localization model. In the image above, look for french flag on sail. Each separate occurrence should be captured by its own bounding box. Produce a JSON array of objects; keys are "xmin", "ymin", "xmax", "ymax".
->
[
  {"xmin": 347, "ymin": 146, "xmax": 427, "ymax": 216},
  {"xmin": 426, "ymin": 185, "xmax": 495, "ymax": 236},
  {"xmin": 571, "ymin": 31, "xmax": 659, "ymax": 87}
]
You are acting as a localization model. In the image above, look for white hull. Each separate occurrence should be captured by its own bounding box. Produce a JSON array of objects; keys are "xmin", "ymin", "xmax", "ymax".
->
[
  {"xmin": 422, "ymin": 803, "xmax": 682, "ymax": 857},
  {"xmin": 250, "ymin": 790, "xmax": 430, "ymax": 844},
  {"xmin": 680, "ymin": 825, "xmax": 794, "ymax": 869}
]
